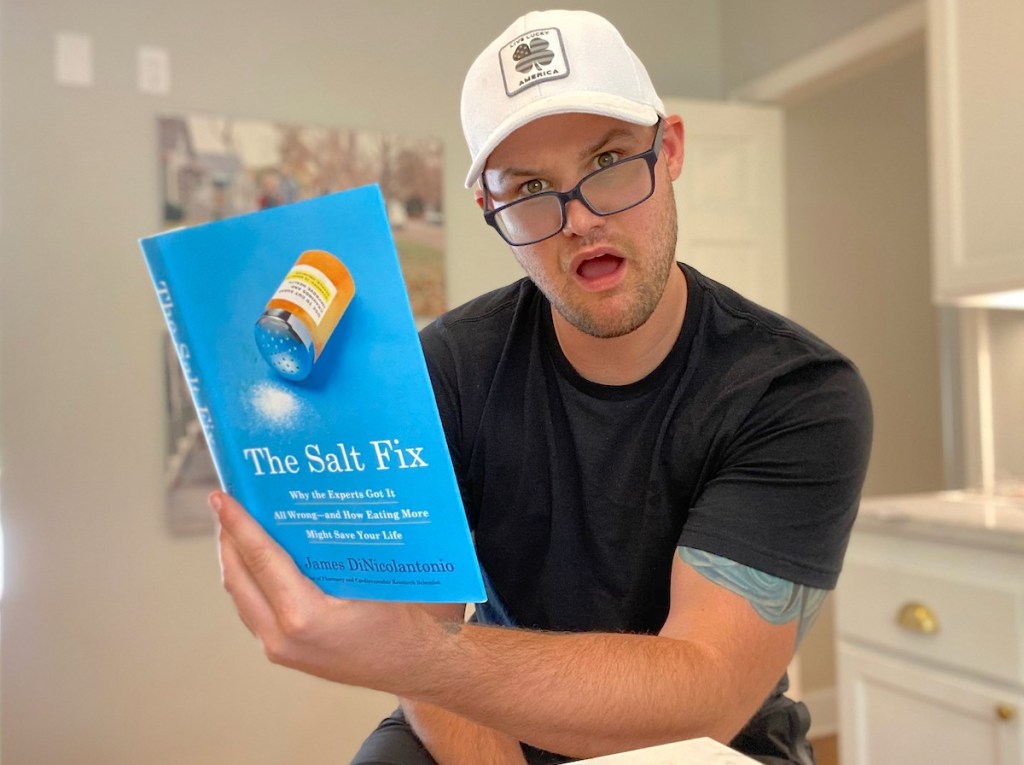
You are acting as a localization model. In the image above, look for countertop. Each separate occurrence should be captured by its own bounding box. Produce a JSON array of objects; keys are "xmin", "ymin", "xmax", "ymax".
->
[{"xmin": 856, "ymin": 491, "xmax": 1024, "ymax": 553}]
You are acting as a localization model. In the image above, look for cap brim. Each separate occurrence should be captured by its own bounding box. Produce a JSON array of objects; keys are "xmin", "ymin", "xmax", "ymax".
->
[{"xmin": 464, "ymin": 93, "xmax": 662, "ymax": 188}]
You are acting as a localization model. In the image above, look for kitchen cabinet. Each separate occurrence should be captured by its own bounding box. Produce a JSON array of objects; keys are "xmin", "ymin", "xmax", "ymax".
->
[
  {"xmin": 928, "ymin": 0, "xmax": 1024, "ymax": 305},
  {"xmin": 836, "ymin": 496, "xmax": 1024, "ymax": 764},
  {"xmin": 839, "ymin": 645, "xmax": 1023, "ymax": 764}
]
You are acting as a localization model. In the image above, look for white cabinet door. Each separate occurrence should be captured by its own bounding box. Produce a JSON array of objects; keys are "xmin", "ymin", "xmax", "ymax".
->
[
  {"xmin": 663, "ymin": 99, "xmax": 787, "ymax": 316},
  {"xmin": 839, "ymin": 642, "xmax": 1024, "ymax": 765},
  {"xmin": 928, "ymin": 0, "xmax": 1024, "ymax": 305}
]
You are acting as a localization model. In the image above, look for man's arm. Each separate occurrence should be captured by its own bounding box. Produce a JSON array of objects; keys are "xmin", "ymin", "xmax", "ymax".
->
[
  {"xmin": 402, "ymin": 551, "xmax": 799, "ymax": 757},
  {"xmin": 214, "ymin": 491, "xmax": 802, "ymax": 759},
  {"xmin": 401, "ymin": 603, "xmax": 527, "ymax": 765},
  {"xmin": 402, "ymin": 699, "xmax": 527, "ymax": 765}
]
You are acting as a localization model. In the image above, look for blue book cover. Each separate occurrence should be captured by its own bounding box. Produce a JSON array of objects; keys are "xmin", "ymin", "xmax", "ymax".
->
[{"xmin": 141, "ymin": 184, "xmax": 484, "ymax": 603}]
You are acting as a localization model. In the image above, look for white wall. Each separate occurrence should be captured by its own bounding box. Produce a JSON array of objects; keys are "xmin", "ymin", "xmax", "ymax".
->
[
  {"xmin": 785, "ymin": 47, "xmax": 943, "ymax": 500},
  {"xmin": 719, "ymin": 0, "xmax": 914, "ymax": 93}
]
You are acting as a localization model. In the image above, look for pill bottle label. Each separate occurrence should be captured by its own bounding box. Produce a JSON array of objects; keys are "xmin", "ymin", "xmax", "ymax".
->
[{"xmin": 270, "ymin": 264, "xmax": 338, "ymax": 326}]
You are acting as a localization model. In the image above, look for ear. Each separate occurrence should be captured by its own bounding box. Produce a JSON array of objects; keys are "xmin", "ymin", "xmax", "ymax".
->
[
  {"xmin": 662, "ymin": 114, "xmax": 685, "ymax": 182},
  {"xmin": 473, "ymin": 187, "xmax": 486, "ymax": 211}
]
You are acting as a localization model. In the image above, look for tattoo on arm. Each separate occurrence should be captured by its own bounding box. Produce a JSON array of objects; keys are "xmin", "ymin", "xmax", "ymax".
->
[
  {"xmin": 678, "ymin": 547, "xmax": 828, "ymax": 642},
  {"xmin": 440, "ymin": 620, "xmax": 464, "ymax": 636}
]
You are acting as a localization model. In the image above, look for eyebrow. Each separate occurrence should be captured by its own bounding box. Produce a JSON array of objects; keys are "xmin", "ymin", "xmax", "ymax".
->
[{"xmin": 491, "ymin": 126, "xmax": 640, "ymax": 187}]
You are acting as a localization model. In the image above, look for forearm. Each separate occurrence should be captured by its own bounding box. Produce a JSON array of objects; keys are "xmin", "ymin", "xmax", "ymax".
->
[
  {"xmin": 401, "ymin": 697, "xmax": 528, "ymax": 765},
  {"xmin": 400, "ymin": 623, "xmax": 746, "ymax": 760},
  {"xmin": 212, "ymin": 493, "xmax": 785, "ymax": 760}
]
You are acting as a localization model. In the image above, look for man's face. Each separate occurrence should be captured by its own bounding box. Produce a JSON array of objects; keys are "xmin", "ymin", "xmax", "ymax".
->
[{"xmin": 479, "ymin": 112, "xmax": 684, "ymax": 339}]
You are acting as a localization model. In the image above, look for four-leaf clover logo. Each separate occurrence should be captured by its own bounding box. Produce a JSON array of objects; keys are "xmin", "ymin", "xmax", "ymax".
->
[{"xmin": 513, "ymin": 38, "xmax": 555, "ymax": 74}]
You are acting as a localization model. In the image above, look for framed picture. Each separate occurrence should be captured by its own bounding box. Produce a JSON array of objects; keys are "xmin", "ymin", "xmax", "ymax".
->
[{"xmin": 156, "ymin": 113, "xmax": 446, "ymax": 534}]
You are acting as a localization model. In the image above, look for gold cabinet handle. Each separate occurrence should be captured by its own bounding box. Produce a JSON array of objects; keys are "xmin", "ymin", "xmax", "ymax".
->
[
  {"xmin": 896, "ymin": 602, "xmax": 940, "ymax": 635},
  {"xmin": 996, "ymin": 704, "xmax": 1017, "ymax": 722}
]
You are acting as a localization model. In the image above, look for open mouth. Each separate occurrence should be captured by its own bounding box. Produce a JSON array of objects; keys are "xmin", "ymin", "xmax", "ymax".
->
[{"xmin": 576, "ymin": 253, "xmax": 624, "ymax": 282}]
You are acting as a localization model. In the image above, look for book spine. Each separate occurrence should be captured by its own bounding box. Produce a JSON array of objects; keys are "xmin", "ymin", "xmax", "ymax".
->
[{"xmin": 140, "ymin": 237, "xmax": 229, "ymax": 493}]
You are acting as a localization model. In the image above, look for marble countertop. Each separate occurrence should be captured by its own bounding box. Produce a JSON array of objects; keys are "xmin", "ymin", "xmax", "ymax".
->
[{"xmin": 856, "ymin": 491, "xmax": 1024, "ymax": 553}]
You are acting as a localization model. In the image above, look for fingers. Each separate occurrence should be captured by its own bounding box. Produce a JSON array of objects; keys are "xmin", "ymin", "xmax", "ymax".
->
[
  {"xmin": 217, "ymin": 521, "xmax": 277, "ymax": 639},
  {"xmin": 207, "ymin": 491, "xmax": 396, "ymax": 687},
  {"xmin": 210, "ymin": 491, "xmax": 308, "ymax": 596},
  {"xmin": 212, "ymin": 490, "xmax": 277, "ymax": 580},
  {"xmin": 210, "ymin": 490, "xmax": 319, "ymax": 642}
]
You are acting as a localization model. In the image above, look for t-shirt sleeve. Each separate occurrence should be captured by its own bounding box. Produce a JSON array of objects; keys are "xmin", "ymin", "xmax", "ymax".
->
[{"xmin": 677, "ymin": 359, "xmax": 873, "ymax": 590}]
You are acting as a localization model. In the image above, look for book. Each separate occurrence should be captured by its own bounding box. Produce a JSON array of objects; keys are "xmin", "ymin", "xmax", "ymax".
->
[{"xmin": 141, "ymin": 184, "xmax": 485, "ymax": 603}]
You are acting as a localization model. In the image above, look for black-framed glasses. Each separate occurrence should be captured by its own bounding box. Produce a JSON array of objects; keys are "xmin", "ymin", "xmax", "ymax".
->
[{"xmin": 482, "ymin": 119, "xmax": 665, "ymax": 246}]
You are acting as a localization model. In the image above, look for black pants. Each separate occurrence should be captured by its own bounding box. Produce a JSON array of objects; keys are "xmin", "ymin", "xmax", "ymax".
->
[
  {"xmin": 349, "ymin": 700, "xmax": 817, "ymax": 765},
  {"xmin": 348, "ymin": 710, "xmax": 437, "ymax": 765},
  {"xmin": 349, "ymin": 709, "xmax": 570, "ymax": 764}
]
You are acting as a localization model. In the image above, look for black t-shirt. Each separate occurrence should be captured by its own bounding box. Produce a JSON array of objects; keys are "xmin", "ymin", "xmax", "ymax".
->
[{"xmin": 421, "ymin": 263, "xmax": 872, "ymax": 635}]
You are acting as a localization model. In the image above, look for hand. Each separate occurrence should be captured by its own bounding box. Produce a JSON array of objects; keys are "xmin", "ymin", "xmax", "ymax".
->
[{"xmin": 210, "ymin": 490, "xmax": 433, "ymax": 693}]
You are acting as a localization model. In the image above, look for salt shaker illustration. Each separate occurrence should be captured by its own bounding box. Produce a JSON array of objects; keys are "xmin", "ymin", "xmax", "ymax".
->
[{"xmin": 255, "ymin": 249, "xmax": 355, "ymax": 381}]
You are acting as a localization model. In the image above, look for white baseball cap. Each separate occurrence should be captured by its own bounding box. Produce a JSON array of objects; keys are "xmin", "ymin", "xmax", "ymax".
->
[{"xmin": 460, "ymin": 9, "xmax": 666, "ymax": 188}]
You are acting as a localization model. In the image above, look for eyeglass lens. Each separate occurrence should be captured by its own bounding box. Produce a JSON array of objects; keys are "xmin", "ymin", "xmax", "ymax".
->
[{"xmin": 492, "ymin": 154, "xmax": 654, "ymax": 246}]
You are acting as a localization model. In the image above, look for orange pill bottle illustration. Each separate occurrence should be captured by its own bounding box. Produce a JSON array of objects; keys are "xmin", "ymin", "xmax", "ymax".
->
[{"xmin": 255, "ymin": 249, "xmax": 355, "ymax": 381}]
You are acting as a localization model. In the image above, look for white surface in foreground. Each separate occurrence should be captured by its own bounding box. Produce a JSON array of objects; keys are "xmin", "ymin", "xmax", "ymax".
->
[{"xmin": 576, "ymin": 737, "xmax": 757, "ymax": 764}]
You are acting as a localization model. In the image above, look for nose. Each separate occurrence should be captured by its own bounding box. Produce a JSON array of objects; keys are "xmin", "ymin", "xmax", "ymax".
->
[{"xmin": 561, "ymin": 198, "xmax": 604, "ymax": 238}]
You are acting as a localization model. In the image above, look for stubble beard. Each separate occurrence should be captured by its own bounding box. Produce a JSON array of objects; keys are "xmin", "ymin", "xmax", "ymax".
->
[{"xmin": 545, "ymin": 189, "xmax": 679, "ymax": 340}]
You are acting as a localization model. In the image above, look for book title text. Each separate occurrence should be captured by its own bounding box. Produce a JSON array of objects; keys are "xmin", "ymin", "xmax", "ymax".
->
[{"xmin": 242, "ymin": 440, "xmax": 429, "ymax": 476}]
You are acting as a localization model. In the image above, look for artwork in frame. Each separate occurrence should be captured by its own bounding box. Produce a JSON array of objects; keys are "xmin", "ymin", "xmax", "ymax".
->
[{"xmin": 156, "ymin": 113, "xmax": 446, "ymax": 535}]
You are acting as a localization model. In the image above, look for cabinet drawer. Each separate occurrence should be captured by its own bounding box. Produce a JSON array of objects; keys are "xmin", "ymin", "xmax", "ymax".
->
[
  {"xmin": 837, "ymin": 554, "xmax": 1024, "ymax": 684},
  {"xmin": 837, "ymin": 643, "xmax": 1024, "ymax": 765}
]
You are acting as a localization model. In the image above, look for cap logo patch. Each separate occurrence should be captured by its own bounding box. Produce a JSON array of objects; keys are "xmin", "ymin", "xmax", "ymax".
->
[{"xmin": 499, "ymin": 27, "xmax": 569, "ymax": 97}]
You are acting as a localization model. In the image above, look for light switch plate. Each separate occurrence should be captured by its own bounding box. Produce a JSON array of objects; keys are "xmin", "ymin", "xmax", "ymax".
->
[
  {"xmin": 138, "ymin": 45, "xmax": 171, "ymax": 95},
  {"xmin": 55, "ymin": 32, "xmax": 94, "ymax": 87}
]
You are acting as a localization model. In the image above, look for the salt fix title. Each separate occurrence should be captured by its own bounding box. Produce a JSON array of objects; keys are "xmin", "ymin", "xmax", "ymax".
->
[{"xmin": 242, "ymin": 439, "xmax": 428, "ymax": 476}]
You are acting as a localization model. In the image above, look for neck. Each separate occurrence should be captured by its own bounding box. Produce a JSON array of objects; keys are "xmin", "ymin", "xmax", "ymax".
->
[{"xmin": 552, "ymin": 266, "xmax": 688, "ymax": 386}]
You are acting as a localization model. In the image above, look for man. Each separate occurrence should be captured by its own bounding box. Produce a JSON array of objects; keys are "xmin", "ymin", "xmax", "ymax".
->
[{"xmin": 212, "ymin": 10, "xmax": 872, "ymax": 765}]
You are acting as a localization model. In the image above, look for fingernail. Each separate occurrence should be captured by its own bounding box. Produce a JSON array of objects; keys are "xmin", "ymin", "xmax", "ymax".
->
[{"xmin": 208, "ymin": 491, "xmax": 223, "ymax": 513}]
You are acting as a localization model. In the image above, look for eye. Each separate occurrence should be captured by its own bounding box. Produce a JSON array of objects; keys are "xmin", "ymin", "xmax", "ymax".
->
[
  {"xmin": 522, "ymin": 179, "xmax": 547, "ymax": 195},
  {"xmin": 595, "ymin": 151, "xmax": 621, "ymax": 170}
]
